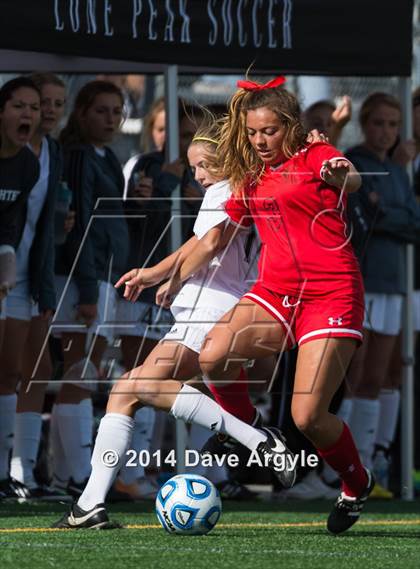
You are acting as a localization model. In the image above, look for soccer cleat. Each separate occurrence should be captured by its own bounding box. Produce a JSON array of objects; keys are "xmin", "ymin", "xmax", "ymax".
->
[
  {"xmin": 256, "ymin": 427, "xmax": 297, "ymax": 489},
  {"xmin": 327, "ymin": 469, "xmax": 375, "ymax": 535},
  {"xmin": 201, "ymin": 410, "xmax": 263, "ymax": 457},
  {"xmin": 0, "ymin": 477, "xmax": 32, "ymax": 502},
  {"xmin": 215, "ymin": 479, "xmax": 258, "ymax": 501},
  {"xmin": 51, "ymin": 502, "xmax": 112, "ymax": 529}
]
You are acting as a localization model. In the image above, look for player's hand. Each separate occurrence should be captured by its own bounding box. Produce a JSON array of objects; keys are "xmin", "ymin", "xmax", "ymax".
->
[
  {"xmin": 76, "ymin": 304, "xmax": 97, "ymax": 327},
  {"xmin": 392, "ymin": 139, "xmax": 416, "ymax": 166},
  {"xmin": 115, "ymin": 268, "xmax": 159, "ymax": 302},
  {"xmin": 307, "ymin": 129, "xmax": 329, "ymax": 144},
  {"xmin": 155, "ymin": 278, "xmax": 181, "ymax": 309},
  {"xmin": 332, "ymin": 95, "xmax": 352, "ymax": 128},
  {"xmin": 321, "ymin": 159, "xmax": 352, "ymax": 189}
]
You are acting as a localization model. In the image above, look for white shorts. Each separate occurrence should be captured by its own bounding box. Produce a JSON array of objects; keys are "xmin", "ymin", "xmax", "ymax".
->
[
  {"xmin": 52, "ymin": 275, "xmax": 117, "ymax": 343},
  {"xmin": 113, "ymin": 296, "xmax": 173, "ymax": 340},
  {"xmin": 161, "ymin": 306, "xmax": 228, "ymax": 354},
  {"xmin": 363, "ymin": 293, "xmax": 403, "ymax": 336},
  {"xmin": 1, "ymin": 281, "xmax": 39, "ymax": 322}
]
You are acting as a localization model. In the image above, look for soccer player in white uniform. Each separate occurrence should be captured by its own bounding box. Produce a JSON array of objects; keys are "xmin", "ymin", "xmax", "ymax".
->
[{"xmin": 53, "ymin": 121, "xmax": 296, "ymax": 529}]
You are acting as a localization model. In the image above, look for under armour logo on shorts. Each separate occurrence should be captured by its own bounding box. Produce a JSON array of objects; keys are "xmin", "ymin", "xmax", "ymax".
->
[{"xmin": 328, "ymin": 317, "xmax": 343, "ymax": 326}]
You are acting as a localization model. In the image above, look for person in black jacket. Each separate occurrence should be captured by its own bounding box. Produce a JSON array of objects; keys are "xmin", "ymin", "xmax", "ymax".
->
[
  {"xmin": 0, "ymin": 77, "xmax": 41, "ymax": 499},
  {"xmin": 344, "ymin": 93, "xmax": 420, "ymax": 496},
  {"xmin": 6, "ymin": 73, "xmax": 68, "ymax": 500},
  {"xmin": 51, "ymin": 80, "xmax": 129, "ymax": 494}
]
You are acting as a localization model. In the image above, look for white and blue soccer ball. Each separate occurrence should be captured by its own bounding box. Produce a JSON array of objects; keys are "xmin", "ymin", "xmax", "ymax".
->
[{"xmin": 155, "ymin": 474, "xmax": 222, "ymax": 535}]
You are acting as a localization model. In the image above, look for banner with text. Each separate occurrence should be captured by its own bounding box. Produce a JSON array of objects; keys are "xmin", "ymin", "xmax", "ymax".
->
[{"xmin": 0, "ymin": 0, "xmax": 413, "ymax": 75}]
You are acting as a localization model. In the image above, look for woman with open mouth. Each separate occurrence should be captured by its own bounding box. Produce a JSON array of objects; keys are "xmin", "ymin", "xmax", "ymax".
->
[
  {"xmin": 0, "ymin": 76, "xmax": 42, "ymax": 500},
  {"xmin": 4, "ymin": 74, "xmax": 69, "ymax": 502}
]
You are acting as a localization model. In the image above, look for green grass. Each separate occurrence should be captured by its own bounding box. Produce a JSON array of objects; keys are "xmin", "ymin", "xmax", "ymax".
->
[{"xmin": 1, "ymin": 500, "xmax": 419, "ymax": 569}]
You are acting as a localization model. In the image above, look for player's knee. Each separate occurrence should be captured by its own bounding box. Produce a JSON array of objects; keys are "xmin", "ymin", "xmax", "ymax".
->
[
  {"xmin": 292, "ymin": 406, "xmax": 323, "ymax": 437},
  {"xmin": 199, "ymin": 352, "xmax": 221, "ymax": 379},
  {"xmin": 199, "ymin": 340, "xmax": 231, "ymax": 380}
]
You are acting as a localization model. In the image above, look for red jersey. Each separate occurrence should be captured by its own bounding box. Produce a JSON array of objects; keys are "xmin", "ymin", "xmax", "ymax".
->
[{"xmin": 225, "ymin": 142, "xmax": 363, "ymax": 299}]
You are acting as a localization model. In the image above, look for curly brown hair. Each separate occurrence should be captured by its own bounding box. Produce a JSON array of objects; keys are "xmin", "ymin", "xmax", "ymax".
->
[{"xmin": 218, "ymin": 85, "xmax": 307, "ymax": 193}]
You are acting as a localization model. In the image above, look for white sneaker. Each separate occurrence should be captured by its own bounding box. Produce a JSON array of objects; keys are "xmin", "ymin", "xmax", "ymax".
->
[{"xmin": 280, "ymin": 470, "xmax": 339, "ymax": 500}]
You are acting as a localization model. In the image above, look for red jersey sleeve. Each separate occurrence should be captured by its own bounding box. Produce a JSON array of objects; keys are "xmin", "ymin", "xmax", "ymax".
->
[
  {"xmin": 224, "ymin": 194, "xmax": 253, "ymax": 227},
  {"xmin": 305, "ymin": 142, "xmax": 352, "ymax": 182}
]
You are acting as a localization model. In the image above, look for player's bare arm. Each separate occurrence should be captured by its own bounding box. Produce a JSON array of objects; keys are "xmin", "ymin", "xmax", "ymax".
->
[{"xmin": 115, "ymin": 234, "xmax": 199, "ymax": 302}]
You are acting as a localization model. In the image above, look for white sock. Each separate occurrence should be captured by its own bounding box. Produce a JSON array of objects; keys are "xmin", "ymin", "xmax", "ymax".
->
[
  {"xmin": 10, "ymin": 412, "xmax": 42, "ymax": 488},
  {"xmin": 119, "ymin": 407, "xmax": 155, "ymax": 485},
  {"xmin": 170, "ymin": 384, "xmax": 266, "ymax": 451},
  {"xmin": 0, "ymin": 394, "xmax": 17, "ymax": 480},
  {"xmin": 376, "ymin": 390, "xmax": 400, "ymax": 449},
  {"xmin": 347, "ymin": 397, "xmax": 380, "ymax": 470},
  {"xmin": 323, "ymin": 398, "xmax": 354, "ymax": 484},
  {"xmin": 55, "ymin": 400, "xmax": 93, "ymax": 484},
  {"xmin": 50, "ymin": 404, "xmax": 70, "ymax": 489},
  {"xmin": 188, "ymin": 424, "xmax": 228, "ymax": 484},
  {"xmin": 78, "ymin": 413, "xmax": 134, "ymax": 511}
]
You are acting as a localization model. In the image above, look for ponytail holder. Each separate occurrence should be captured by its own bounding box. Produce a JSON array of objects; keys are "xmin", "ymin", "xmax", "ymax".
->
[{"xmin": 237, "ymin": 75, "xmax": 286, "ymax": 91}]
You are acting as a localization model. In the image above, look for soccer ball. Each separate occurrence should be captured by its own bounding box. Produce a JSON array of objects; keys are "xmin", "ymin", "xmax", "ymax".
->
[{"xmin": 155, "ymin": 474, "xmax": 222, "ymax": 535}]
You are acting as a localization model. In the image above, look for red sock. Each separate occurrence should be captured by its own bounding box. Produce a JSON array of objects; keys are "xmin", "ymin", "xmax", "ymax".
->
[
  {"xmin": 206, "ymin": 368, "xmax": 256, "ymax": 424},
  {"xmin": 317, "ymin": 422, "xmax": 368, "ymax": 497}
]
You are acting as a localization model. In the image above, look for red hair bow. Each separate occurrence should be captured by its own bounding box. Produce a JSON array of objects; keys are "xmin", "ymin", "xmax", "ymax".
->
[{"xmin": 237, "ymin": 75, "xmax": 286, "ymax": 91}]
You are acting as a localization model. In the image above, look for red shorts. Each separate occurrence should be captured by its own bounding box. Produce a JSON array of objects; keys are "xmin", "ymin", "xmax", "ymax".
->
[{"xmin": 243, "ymin": 283, "xmax": 364, "ymax": 349}]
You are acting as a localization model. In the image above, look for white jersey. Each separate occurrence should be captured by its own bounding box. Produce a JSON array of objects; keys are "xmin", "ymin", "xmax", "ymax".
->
[{"xmin": 172, "ymin": 180, "xmax": 259, "ymax": 312}]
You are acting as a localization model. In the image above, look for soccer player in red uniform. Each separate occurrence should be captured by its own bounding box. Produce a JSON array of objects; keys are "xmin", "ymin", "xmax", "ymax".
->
[{"xmin": 196, "ymin": 77, "xmax": 374, "ymax": 534}]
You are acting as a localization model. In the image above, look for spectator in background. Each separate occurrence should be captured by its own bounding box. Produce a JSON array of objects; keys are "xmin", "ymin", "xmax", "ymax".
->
[
  {"xmin": 141, "ymin": 96, "xmax": 165, "ymax": 153},
  {"xmin": 96, "ymin": 75, "xmax": 145, "ymax": 119},
  {"xmin": 123, "ymin": 97, "xmax": 165, "ymax": 192},
  {"xmin": 303, "ymin": 96, "xmax": 352, "ymax": 147},
  {"xmin": 343, "ymin": 93, "xmax": 420, "ymax": 497},
  {"xmin": 8, "ymin": 73, "xmax": 68, "ymax": 500},
  {"xmin": 51, "ymin": 80, "xmax": 129, "ymax": 497},
  {"xmin": 0, "ymin": 77, "xmax": 45, "ymax": 500}
]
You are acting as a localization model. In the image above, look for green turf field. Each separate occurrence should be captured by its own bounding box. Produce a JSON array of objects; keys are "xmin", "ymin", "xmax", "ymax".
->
[{"xmin": 1, "ymin": 500, "xmax": 419, "ymax": 569}]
